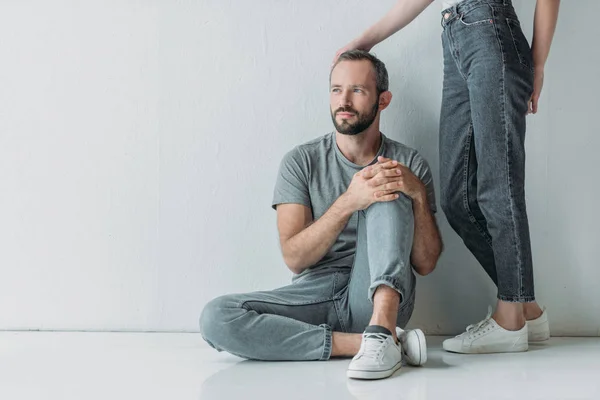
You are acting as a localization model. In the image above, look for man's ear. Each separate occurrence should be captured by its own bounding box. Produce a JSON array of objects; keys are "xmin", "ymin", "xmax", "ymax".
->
[{"xmin": 378, "ymin": 91, "xmax": 392, "ymax": 111}]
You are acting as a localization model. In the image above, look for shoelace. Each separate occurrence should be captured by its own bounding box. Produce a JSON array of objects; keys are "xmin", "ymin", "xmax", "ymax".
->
[
  {"xmin": 459, "ymin": 306, "xmax": 493, "ymax": 337},
  {"xmin": 361, "ymin": 333, "xmax": 390, "ymax": 359}
]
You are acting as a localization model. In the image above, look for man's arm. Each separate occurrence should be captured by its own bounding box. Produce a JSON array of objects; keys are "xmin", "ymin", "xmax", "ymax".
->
[
  {"xmin": 276, "ymin": 199, "xmax": 353, "ymax": 275},
  {"xmin": 410, "ymin": 194, "xmax": 443, "ymax": 276},
  {"xmin": 277, "ymin": 160, "xmax": 405, "ymax": 274}
]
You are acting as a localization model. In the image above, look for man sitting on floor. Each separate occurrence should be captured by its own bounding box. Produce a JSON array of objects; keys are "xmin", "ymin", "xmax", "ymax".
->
[{"xmin": 200, "ymin": 50, "xmax": 442, "ymax": 380}]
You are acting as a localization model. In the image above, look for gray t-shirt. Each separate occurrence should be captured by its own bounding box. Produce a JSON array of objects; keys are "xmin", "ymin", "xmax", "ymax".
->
[{"xmin": 272, "ymin": 132, "xmax": 436, "ymax": 276}]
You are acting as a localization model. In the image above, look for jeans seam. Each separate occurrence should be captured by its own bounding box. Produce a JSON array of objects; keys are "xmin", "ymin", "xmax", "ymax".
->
[
  {"xmin": 344, "ymin": 211, "xmax": 361, "ymax": 294},
  {"xmin": 332, "ymin": 273, "xmax": 347, "ymax": 333},
  {"xmin": 337, "ymin": 210, "xmax": 362, "ymax": 332},
  {"xmin": 447, "ymin": 26, "xmax": 467, "ymax": 81},
  {"xmin": 240, "ymin": 296, "xmax": 334, "ymax": 309},
  {"xmin": 505, "ymin": 18, "xmax": 534, "ymax": 73},
  {"xmin": 505, "ymin": 92, "xmax": 524, "ymax": 299},
  {"xmin": 492, "ymin": 7, "xmax": 525, "ymax": 300},
  {"xmin": 461, "ymin": 124, "xmax": 494, "ymax": 247}
]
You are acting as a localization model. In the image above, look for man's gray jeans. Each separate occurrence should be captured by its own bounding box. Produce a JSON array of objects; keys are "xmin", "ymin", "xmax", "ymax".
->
[{"xmin": 200, "ymin": 195, "xmax": 417, "ymax": 361}]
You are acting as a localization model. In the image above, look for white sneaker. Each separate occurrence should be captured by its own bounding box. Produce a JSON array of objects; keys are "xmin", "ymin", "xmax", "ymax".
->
[
  {"xmin": 396, "ymin": 327, "xmax": 427, "ymax": 366},
  {"xmin": 442, "ymin": 307, "xmax": 528, "ymax": 354},
  {"xmin": 527, "ymin": 307, "xmax": 550, "ymax": 342},
  {"xmin": 347, "ymin": 326, "xmax": 402, "ymax": 380}
]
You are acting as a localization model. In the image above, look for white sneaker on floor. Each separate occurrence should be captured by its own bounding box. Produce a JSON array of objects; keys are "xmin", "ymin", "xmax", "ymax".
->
[
  {"xmin": 396, "ymin": 327, "xmax": 427, "ymax": 366},
  {"xmin": 442, "ymin": 306, "xmax": 528, "ymax": 354},
  {"xmin": 347, "ymin": 326, "xmax": 402, "ymax": 380},
  {"xmin": 527, "ymin": 307, "xmax": 550, "ymax": 342}
]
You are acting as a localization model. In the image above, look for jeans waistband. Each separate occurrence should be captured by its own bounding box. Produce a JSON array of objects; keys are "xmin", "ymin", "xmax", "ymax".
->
[{"xmin": 441, "ymin": 0, "xmax": 513, "ymax": 26}]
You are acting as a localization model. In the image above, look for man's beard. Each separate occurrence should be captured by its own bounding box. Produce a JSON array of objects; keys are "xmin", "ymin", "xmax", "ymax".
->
[{"xmin": 331, "ymin": 100, "xmax": 379, "ymax": 136}]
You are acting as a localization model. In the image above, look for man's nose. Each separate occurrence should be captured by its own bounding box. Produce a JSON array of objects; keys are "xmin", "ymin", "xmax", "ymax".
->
[{"xmin": 339, "ymin": 90, "xmax": 351, "ymax": 108}]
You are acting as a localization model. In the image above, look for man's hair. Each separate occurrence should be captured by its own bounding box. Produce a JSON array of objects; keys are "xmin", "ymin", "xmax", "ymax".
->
[{"xmin": 330, "ymin": 50, "xmax": 389, "ymax": 95}]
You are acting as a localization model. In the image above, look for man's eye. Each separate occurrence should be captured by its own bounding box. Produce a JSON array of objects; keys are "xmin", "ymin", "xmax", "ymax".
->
[{"xmin": 354, "ymin": 89, "xmax": 363, "ymax": 93}]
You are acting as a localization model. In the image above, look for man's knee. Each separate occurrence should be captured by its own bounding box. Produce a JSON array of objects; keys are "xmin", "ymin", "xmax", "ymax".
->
[
  {"xmin": 366, "ymin": 193, "xmax": 413, "ymax": 219},
  {"xmin": 199, "ymin": 294, "xmax": 240, "ymax": 349}
]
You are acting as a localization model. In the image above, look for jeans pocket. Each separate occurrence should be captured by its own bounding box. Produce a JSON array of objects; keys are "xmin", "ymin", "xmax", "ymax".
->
[
  {"xmin": 506, "ymin": 18, "xmax": 534, "ymax": 72},
  {"xmin": 459, "ymin": 6, "xmax": 494, "ymax": 27}
]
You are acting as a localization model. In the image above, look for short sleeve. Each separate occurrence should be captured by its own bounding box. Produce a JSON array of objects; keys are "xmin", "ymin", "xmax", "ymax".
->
[
  {"xmin": 410, "ymin": 152, "xmax": 437, "ymax": 213},
  {"xmin": 272, "ymin": 148, "xmax": 311, "ymax": 210}
]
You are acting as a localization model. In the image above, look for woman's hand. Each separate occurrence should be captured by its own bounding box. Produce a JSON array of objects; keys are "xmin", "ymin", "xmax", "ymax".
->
[
  {"xmin": 332, "ymin": 38, "xmax": 372, "ymax": 66},
  {"xmin": 528, "ymin": 67, "xmax": 544, "ymax": 114}
]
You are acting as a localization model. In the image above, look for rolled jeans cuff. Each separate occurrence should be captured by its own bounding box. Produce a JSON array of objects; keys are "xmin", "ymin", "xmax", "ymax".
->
[
  {"xmin": 368, "ymin": 275, "xmax": 407, "ymax": 304},
  {"xmin": 319, "ymin": 324, "xmax": 333, "ymax": 361}
]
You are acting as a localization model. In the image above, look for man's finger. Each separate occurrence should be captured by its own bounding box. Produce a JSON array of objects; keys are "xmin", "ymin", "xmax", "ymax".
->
[
  {"xmin": 373, "ymin": 166, "xmax": 405, "ymax": 182},
  {"xmin": 374, "ymin": 188, "xmax": 399, "ymax": 198},
  {"xmin": 382, "ymin": 169, "xmax": 402, "ymax": 177},
  {"xmin": 377, "ymin": 157, "xmax": 407, "ymax": 171},
  {"xmin": 372, "ymin": 180, "xmax": 403, "ymax": 192},
  {"xmin": 362, "ymin": 161, "xmax": 396, "ymax": 178},
  {"xmin": 378, "ymin": 160, "xmax": 399, "ymax": 169},
  {"xmin": 375, "ymin": 193, "xmax": 400, "ymax": 202},
  {"xmin": 375, "ymin": 170, "xmax": 403, "ymax": 183},
  {"xmin": 361, "ymin": 165, "xmax": 377, "ymax": 179},
  {"xmin": 371, "ymin": 173, "xmax": 403, "ymax": 187}
]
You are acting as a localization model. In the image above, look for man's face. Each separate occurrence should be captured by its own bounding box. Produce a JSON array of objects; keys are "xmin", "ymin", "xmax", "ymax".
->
[{"xmin": 330, "ymin": 60, "xmax": 380, "ymax": 136}]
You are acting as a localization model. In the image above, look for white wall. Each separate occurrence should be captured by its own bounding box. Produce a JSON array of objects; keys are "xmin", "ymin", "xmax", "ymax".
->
[{"xmin": 0, "ymin": 0, "xmax": 598, "ymax": 335}]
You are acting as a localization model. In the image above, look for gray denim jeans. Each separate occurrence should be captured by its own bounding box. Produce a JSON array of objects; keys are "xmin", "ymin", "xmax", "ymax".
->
[
  {"xmin": 440, "ymin": 0, "xmax": 535, "ymax": 302},
  {"xmin": 200, "ymin": 195, "xmax": 417, "ymax": 361}
]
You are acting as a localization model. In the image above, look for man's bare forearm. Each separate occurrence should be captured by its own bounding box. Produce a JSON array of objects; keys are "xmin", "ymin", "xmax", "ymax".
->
[
  {"xmin": 532, "ymin": 0, "xmax": 560, "ymax": 69},
  {"xmin": 410, "ymin": 197, "xmax": 442, "ymax": 276},
  {"xmin": 282, "ymin": 194, "xmax": 354, "ymax": 274}
]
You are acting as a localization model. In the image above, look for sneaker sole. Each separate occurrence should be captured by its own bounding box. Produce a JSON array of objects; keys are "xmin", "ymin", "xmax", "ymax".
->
[
  {"xmin": 529, "ymin": 333, "xmax": 550, "ymax": 342},
  {"xmin": 527, "ymin": 321, "xmax": 550, "ymax": 342},
  {"xmin": 347, "ymin": 361, "xmax": 402, "ymax": 380},
  {"xmin": 443, "ymin": 341, "xmax": 528, "ymax": 354},
  {"xmin": 406, "ymin": 329, "xmax": 427, "ymax": 366}
]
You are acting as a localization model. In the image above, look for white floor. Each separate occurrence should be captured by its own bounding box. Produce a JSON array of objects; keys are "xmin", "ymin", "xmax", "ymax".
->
[{"xmin": 0, "ymin": 333, "xmax": 598, "ymax": 400}]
